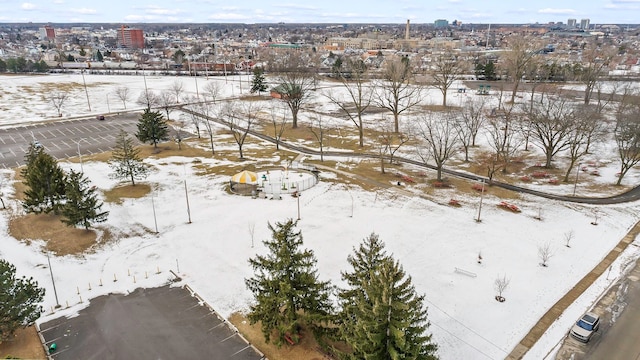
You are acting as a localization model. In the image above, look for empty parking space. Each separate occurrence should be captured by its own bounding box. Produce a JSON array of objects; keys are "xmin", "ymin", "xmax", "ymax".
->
[{"xmin": 40, "ymin": 285, "xmax": 263, "ymax": 360}]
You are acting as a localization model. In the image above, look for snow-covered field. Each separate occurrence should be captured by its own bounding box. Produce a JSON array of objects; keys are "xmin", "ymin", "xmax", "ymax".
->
[{"xmin": 1, "ymin": 73, "xmax": 639, "ymax": 360}]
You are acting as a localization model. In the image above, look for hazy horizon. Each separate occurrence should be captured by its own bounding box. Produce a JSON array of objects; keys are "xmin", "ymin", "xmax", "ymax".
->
[{"xmin": 1, "ymin": 0, "xmax": 638, "ymax": 25}]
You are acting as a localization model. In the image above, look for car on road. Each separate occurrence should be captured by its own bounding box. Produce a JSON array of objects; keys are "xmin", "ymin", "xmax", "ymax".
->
[
  {"xmin": 570, "ymin": 312, "xmax": 600, "ymax": 342},
  {"xmin": 96, "ymin": 115, "xmax": 105, "ymax": 120},
  {"xmin": 32, "ymin": 140, "xmax": 43, "ymax": 149}
]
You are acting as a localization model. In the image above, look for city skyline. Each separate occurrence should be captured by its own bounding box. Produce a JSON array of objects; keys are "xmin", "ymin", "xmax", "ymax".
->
[{"xmin": 0, "ymin": 0, "xmax": 639, "ymax": 25}]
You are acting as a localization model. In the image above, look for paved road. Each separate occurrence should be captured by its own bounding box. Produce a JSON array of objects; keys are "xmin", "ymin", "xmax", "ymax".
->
[
  {"xmin": 0, "ymin": 113, "xmax": 141, "ymax": 169},
  {"xmin": 555, "ymin": 253, "xmax": 640, "ymax": 360},
  {"xmin": 40, "ymin": 285, "xmax": 263, "ymax": 360}
]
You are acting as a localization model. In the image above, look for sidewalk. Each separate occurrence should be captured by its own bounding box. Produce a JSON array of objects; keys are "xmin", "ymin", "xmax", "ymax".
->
[{"xmin": 505, "ymin": 219, "xmax": 640, "ymax": 360}]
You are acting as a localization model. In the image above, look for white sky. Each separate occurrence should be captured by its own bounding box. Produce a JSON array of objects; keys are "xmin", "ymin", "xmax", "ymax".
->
[
  {"xmin": 0, "ymin": 0, "xmax": 638, "ymax": 24},
  {"xmin": 1, "ymin": 73, "xmax": 640, "ymax": 359}
]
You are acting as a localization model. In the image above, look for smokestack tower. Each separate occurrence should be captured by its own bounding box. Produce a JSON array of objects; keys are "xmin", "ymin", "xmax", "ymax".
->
[{"xmin": 405, "ymin": 19, "xmax": 410, "ymax": 40}]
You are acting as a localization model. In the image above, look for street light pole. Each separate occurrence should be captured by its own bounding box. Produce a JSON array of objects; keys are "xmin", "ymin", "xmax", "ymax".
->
[
  {"xmin": 476, "ymin": 180, "xmax": 485, "ymax": 223},
  {"xmin": 73, "ymin": 139, "xmax": 86, "ymax": 173},
  {"xmin": 573, "ymin": 163, "xmax": 581, "ymax": 196},
  {"xmin": 297, "ymin": 192, "xmax": 301, "ymax": 220},
  {"xmin": 46, "ymin": 253, "xmax": 61, "ymax": 308},
  {"xmin": 81, "ymin": 69, "xmax": 91, "ymax": 111}
]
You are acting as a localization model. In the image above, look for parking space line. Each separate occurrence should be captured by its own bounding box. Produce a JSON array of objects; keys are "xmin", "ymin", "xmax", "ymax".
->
[
  {"xmin": 220, "ymin": 333, "xmax": 239, "ymax": 343},
  {"xmin": 230, "ymin": 345, "xmax": 252, "ymax": 356}
]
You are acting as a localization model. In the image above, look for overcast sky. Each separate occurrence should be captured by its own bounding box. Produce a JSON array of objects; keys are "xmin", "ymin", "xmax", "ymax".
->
[{"xmin": 1, "ymin": 0, "xmax": 638, "ymax": 24}]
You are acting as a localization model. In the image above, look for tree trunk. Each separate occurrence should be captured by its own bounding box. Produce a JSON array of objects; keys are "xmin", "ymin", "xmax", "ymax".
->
[
  {"xmin": 442, "ymin": 90, "xmax": 447, "ymax": 107},
  {"xmin": 545, "ymin": 152, "xmax": 553, "ymax": 168},
  {"xmin": 393, "ymin": 112, "xmax": 399, "ymax": 133},
  {"xmin": 291, "ymin": 107, "xmax": 299, "ymax": 129}
]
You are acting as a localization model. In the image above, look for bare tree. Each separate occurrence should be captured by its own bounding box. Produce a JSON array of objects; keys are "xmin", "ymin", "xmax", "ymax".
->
[
  {"xmin": 614, "ymin": 102, "xmax": 640, "ymax": 185},
  {"xmin": 528, "ymin": 95, "xmax": 577, "ymax": 168},
  {"xmin": 563, "ymin": 116, "xmax": 592, "ymax": 182},
  {"xmin": 182, "ymin": 95, "xmax": 202, "ymax": 138},
  {"xmin": 325, "ymin": 58, "xmax": 373, "ymax": 147},
  {"xmin": 412, "ymin": 111, "xmax": 460, "ymax": 181},
  {"xmin": 380, "ymin": 121, "xmax": 410, "ymax": 166},
  {"xmin": 199, "ymin": 102, "xmax": 217, "ymax": 155},
  {"xmin": 485, "ymin": 103, "xmax": 523, "ymax": 174},
  {"xmin": 430, "ymin": 46, "xmax": 466, "ymax": 107},
  {"xmin": 114, "ymin": 87, "xmax": 130, "ymax": 110},
  {"xmin": 203, "ymin": 81, "xmax": 221, "ymax": 104},
  {"xmin": 159, "ymin": 90, "xmax": 175, "ymax": 120},
  {"xmin": 268, "ymin": 102, "xmax": 288, "ymax": 150},
  {"xmin": 309, "ymin": 113, "xmax": 329, "ymax": 162},
  {"xmin": 374, "ymin": 56, "xmax": 422, "ymax": 132},
  {"xmin": 494, "ymin": 274, "xmax": 510, "ymax": 302},
  {"xmin": 455, "ymin": 100, "xmax": 485, "ymax": 162},
  {"xmin": 579, "ymin": 41, "xmax": 616, "ymax": 105},
  {"xmin": 170, "ymin": 80, "xmax": 184, "ymax": 104},
  {"xmin": 49, "ymin": 91, "xmax": 69, "ymax": 117},
  {"xmin": 501, "ymin": 35, "xmax": 540, "ymax": 103},
  {"xmin": 538, "ymin": 242, "xmax": 553, "ymax": 267},
  {"xmin": 174, "ymin": 118, "xmax": 186, "ymax": 150},
  {"xmin": 136, "ymin": 90, "xmax": 160, "ymax": 110},
  {"xmin": 248, "ymin": 221, "xmax": 256, "ymax": 248},
  {"xmin": 272, "ymin": 51, "xmax": 316, "ymax": 128},
  {"xmin": 564, "ymin": 230, "xmax": 574, "ymax": 248},
  {"xmin": 224, "ymin": 101, "xmax": 257, "ymax": 159}
]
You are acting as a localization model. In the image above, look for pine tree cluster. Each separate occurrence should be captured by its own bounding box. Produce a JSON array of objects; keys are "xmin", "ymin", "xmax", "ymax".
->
[
  {"xmin": 245, "ymin": 221, "xmax": 438, "ymax": 359},
  {"xmin": 0, "ymin": 259, "xmax": 45, "ymax": 341},
  {"xmin": 21, "ymin": 144, "xmax": 109, "ymax": 229}
]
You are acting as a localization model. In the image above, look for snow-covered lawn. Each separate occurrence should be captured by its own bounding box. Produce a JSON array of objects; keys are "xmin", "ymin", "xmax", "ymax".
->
[{"xmin": 1, "ymin": 73, "xmax": 640, "ymax": 360}]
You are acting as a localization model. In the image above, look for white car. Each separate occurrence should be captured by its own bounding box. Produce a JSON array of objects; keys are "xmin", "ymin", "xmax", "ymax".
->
[{"xmin": 570, "ymin": 312, "xmax": 600, "ymax": 342}]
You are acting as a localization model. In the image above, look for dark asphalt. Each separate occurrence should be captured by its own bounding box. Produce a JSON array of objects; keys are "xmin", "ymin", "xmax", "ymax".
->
[
  {"xmin": 0, "ymin": 113, "xmax": 142, "ymax": 169},
  {"xmin": 40, "ymin": 285, "xmax": 263, "ymax": 360}
]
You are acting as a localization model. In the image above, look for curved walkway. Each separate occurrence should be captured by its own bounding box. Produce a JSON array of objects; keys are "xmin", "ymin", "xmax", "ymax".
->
[{"xmin": 180, "ymin": 107, "xmax": 640, "ymax": 205}]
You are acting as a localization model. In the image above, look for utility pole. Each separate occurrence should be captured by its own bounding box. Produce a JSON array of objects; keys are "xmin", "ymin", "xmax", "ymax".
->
[
  {"xmin": 81, "ymin": 69, "xmax": 91, "ymax": 111},
  {"xmin": 476, "ymin": 180, "xmax": 485, "ymax": 222},
  {"xmin": 573, "ymin": 163, "xmax": 581, "ymax": 196},
  {"xmin": 46, "ymin": 253, "xmax": 61, "ymax": 308}
]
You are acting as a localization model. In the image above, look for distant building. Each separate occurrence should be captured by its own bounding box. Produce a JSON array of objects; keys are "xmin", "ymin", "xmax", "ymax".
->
[
  {"xmin": 567, "ymin": 19, "xmax": 577, "ymax": 27},
  {"xmin": 580, "ymin": 19, "xmax": 590, "ymax": 30},
  {"xmin": 434, "ymin": 19, "xmax": 449, "ymax": 28},
  {"xmin": 118, "ymin": 26, "xmax": 144, "ymax": 49},
  {"xmin": 39, "ymin": 25, "xmax": 55, "ymax": 40}
]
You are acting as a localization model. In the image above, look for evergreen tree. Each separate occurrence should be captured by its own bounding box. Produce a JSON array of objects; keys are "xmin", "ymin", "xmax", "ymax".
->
[
  {"xmin": 0, "ymin": 259, "xmax": 45, "ymax": 341},
  {"xmin": 136, "ymin": 108, "xmax": 169, "ymax": 150},
  {"xmin": 245, "ymin": 219, "xmax": 332, "ymax": 346},
  {"xmin": 109, "ymin": 130, "xmax": 150, "ymax": 186},
  {"xmin": 250, "ymin": 67, "xmax": 267, "ymax": 94},
  {"xmin": 21, "ymin": 147, "xmax": 66, "ymax": 214},
  {"xmin": 61, "ymin": 170, "xmax": 109, "ymax": 229},
  {"xmin": 484, "ymin": 60, "xmax": 496, "ymax": 81},
  {"xmin": 337, "ymin": 233, "xmax": 438, "ymax": 360},
  {"xmin": 96, "ymin": 50, "xmax": 104, "ymax": 62}
]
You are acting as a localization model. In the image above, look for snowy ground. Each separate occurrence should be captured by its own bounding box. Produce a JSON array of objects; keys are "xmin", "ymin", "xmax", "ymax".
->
[{"xmin": 1, "ymin": 73, "xmax": 640, "ymax": 360}]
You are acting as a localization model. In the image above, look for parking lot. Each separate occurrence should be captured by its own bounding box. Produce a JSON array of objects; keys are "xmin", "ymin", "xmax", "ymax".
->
[
  {"xmin": 0, "ymin": 113, "xmax": 142, "ymax": 168},
  {"xmin": 39, "ymin": 285, "xmax": 264, "ymax": 360}
]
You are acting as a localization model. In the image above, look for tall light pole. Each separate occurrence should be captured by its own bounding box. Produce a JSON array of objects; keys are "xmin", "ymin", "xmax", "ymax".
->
[
  {"xmin": 81, "ymin": 69, "xmax": 91, "ymax": 111},
  {"xmin": 297, "ymin": 192, "xmax": 302, "ymax": 220},
  {"xmin": 476, "ymin": 180, "xmax": 485, "ymax": 223},
  {"xmin": 73, "ymin": 138, "xmax": 87, "ymax": 173},
  {"xmin": 46, "ymin": 253, "xmax": 61, "ymax": 308},
  {"xmin": 573, "ymin": 163, "xmax": 581, "ymax": 196}
]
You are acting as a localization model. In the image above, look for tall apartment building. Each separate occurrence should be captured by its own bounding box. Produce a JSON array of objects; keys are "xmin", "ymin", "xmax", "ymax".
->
[
  {"xmin": 39, "ymin": 25, "xmax": 55, "ymax": 40},
  {"xmin": 434, "ymin": 19, "xmax": 449, "ymax": 28},
  {"xmin": 567, "ymin": 19, "xmax": 577, "ymax": 27},
  {"xmin": 118, "ymin": 26, "xmax": 144, "ymax": 49},
  {"xmin": 580, "ymin": 18, "xmax": 590, "ymax": 30}
]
